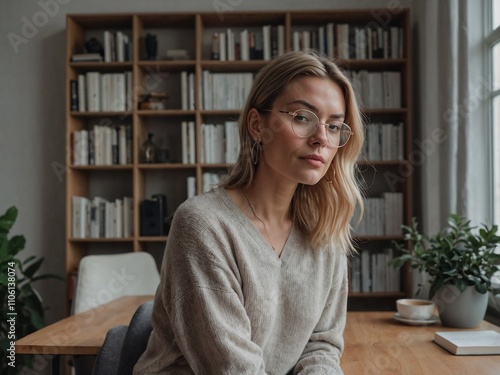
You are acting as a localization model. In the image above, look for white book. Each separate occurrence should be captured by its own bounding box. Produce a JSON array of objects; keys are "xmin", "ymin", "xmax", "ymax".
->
[
  {"xmin": 104, "ymin": 126, "xmax": 113, "ymax": 165},
  {"xmin": 187, "ymin": 176, "xmax": 196, "ymax": 199},
  {"xmin": 202, "ymin": 124, "xmax": 211, "ymax": 163},
  {"xmin": 433, "ymin": 331, "xmax": 500, "ymax": 355},
  {"xmin": 381, "ymin": 123, "xmax": 393, "ymax": 161},
  {"xmin": 72, "ymin": 196, "xmax": 89, "ymax": 238},
  {"xmin": 114, "ymin": 199, "xmax": 123, "ymax": 238},
  {"xmin": 350, "ymin": 255, "xmax": 361, "ymax": 293},
  {"xmin": 80, "ymin": 129, "xmax": 89, "ymax": 166},
  {"xmin": 126, "ymin": 71, "xmax": 133, "ymax": 111},
  {"xmin": 118, "ymin": 125, "xmax": 127, "ymax": 165},
  {"xmin": 219, "ymin": 32, "xmax": 226, "ymax": 61},
  {"xmin": 262, "ymin": 25, "xmax": 271, "ymax": 60},
  {"xmin": 202, "ymin": 70, "xmax": 211, "ymax": 110},
  {"xmin": 240, "ymin": 29, "xmax": 249, "ymax": 61},
  {"xmin": 105, "ymin": 201, "xmax": 114, "ymax": 238},
  {"xmin": 104, "ymin": 30, "xmax": 112, "ymax": 62},
  {"xmin": 318, "ymin": 26, "xmax": 325, "ymax": 55},
  {"xmin": 394, "ymin": 123, "xmax": 404, "ymax": 160},
  {"xmin": 277, "ymin": 25, "xmax": 285, "ymax": 56},
  {"xmin": 216, "ymin": 124, "xmax": 225, "ymax": 163},
  {"xmin": 369, "ymin": 72, "xmax": 383, "ymax": 109},
  {"xmin": 116, "ymin": 31, "xmax": 125, "ymax": 62},
  {"xmin": 302, "ymin": 30, "xmax": 311, "ymax": 52},
  {"xmin": 93, "ymin": 125, "xmax": 104, "ymax": 165},
  {"xmin": 188, "ymin": 72, "xmax": 195, "ymax": 110},
  {"xmin": 112, "ymin": 73, "xmax": 126, "ymax": 112},
  {"xmin": 78, "ymin": 74, "xmax": 86, "ymax": 112},
  {"xmin": 86, "ymin": 72, "xmax": 101, "ymax": 112},
  {"xmin": 361, "ymin": 250, "xmax": 371, "ymax": 292},
  {"xmin": 224, "ymin": 121, "xmax": 239, "ymax": 163},
  {"xmin": 188, "ymin": 121, "xmax": 195, "ymax": 163},
  {"xmin": 73, "ymin": 131, "xmax": 81, "ymax": 166},
  {"xmin": 367, "ymin": 124, "xmax": 381, "ymax": 161},
  {"xmin": 181, "ymin": 121, "xmax": 188, "ymax": 163},
  {"xmin": 337, "ymin": 24, "xmax": 349, "ymax": 59},
  {"xmin": 101, "ymin": 73, "xmax": 111, "ymax": 111},
  {"xmin": 292, "ymin": 31, "xmax": 300, "ymax": 52},
  {"xmin": 226, "ymin": 29, "xmax": 235, "ymax": 61},
  {"xmin": 326, "ymin": 23, "xmax": 334, "ymax": 58}
]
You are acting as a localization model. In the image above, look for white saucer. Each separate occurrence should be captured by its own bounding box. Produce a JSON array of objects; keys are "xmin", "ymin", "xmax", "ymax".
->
[{"xmin": 393, "ymin": 313, "xmax": 439, "ymax": 325}]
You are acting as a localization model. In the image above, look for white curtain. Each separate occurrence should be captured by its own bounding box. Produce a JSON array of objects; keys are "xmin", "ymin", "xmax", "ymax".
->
[
  {"xmin": 413, "ymin": 0, "xmax": 490, "ymax": 294},
  {"xmin": 415, "ymin": 0, "xmax": 489, "ymax": 231}
]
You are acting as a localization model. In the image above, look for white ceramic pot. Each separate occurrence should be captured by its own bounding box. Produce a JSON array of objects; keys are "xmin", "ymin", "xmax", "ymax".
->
[{"xmin": 433, "ymin": 284, "xmax": 489, "ymax": 328}]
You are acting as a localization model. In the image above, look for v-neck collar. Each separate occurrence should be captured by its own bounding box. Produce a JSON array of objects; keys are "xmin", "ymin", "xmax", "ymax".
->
[{"xmin": 217, "ymin": 187, "xmax": 298, "ymax": 267}]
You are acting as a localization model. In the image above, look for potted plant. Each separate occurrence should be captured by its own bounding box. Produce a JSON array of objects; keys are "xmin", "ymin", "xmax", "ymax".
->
[
  {"xmin": 0, "ymin": 206, "xmax": 63, "ymax": 374},
  {"xmin": 391, "ymin": 214, "xmax": 500, "ymax": 328}
]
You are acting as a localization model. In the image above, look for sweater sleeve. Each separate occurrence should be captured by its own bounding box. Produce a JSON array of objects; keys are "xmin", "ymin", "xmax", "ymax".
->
[
  {"xmin": 160, "ymin": 203, "xmax": 268, "ymax": 374},
  {"xmin": 291, "ymin": 254, "xmax": 348, "ymax": 375}
]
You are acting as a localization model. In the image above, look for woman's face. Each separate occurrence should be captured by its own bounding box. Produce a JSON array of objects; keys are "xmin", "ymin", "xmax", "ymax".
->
[{"xmin": 253, "ymin": 76, "xmax": 346, "ymax": 186}]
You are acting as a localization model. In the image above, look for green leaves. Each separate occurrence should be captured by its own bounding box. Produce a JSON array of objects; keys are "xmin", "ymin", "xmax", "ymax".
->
[
  {"xmin": 392, "ymin": 214, "xmax": 500, "ymax": 300},
  {"xmin": 0, "ymin": 206, "xmax": 63, "ymax": 373}
]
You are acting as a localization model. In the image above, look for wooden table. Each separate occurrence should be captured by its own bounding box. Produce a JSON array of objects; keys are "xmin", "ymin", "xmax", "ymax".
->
[
  {"xmin": 16, "ymin": 304, "xmax": 499, "ymax": 375},
  {"xmin": 16, "ymin": 295, "xmax": 153, "ymax": 374},
  {"xmin": 342, "ymin": 311, "xmax": 500, "ymax": 375}
]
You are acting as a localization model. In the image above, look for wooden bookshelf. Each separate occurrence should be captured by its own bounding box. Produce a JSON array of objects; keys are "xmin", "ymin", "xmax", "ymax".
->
[{"xmin": 65, "ymin": 9, "xmax": 413, "ymax": 312}]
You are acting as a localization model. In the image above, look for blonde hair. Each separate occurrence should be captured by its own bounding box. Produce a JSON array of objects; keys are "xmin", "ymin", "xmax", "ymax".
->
[{"xmin": 221, "ymin": 51, "xmax": 364, "ymax": 255}]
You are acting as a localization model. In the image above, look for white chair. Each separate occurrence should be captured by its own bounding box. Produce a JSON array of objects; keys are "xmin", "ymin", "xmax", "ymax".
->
[
  {"xmin": 73, "ymin": 252, "xmax": 160, "ymax": 314},
  {"xmin": 72, "ymin": 252, "xmax": 160, "ymax": 375}
]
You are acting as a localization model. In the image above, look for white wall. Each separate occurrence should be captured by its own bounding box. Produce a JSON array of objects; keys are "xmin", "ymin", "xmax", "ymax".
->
[{"xmin": 0, "ymin": 0, "xmax": 417, "ymax": 325}]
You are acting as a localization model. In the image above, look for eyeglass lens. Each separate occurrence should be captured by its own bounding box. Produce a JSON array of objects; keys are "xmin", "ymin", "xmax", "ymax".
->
[{"xmin": 291, "ymin": 110, "xmax": 351, "ymax": 147}]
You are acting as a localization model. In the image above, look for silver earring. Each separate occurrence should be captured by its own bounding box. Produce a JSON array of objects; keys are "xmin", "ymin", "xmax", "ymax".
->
[{"xmin": 251, "ymin": 141, "xmax": 262, "ymax": 165}]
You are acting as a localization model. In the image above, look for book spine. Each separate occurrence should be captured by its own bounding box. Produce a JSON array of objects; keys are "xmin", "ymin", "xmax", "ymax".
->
[{"xmin": 70, "ymin": 79, "xmax": 78, "ymax": 111}]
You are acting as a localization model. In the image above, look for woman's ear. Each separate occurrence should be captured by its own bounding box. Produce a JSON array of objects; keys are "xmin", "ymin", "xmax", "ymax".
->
[{"xmin": 247, "ymin": 108, "xmax": 261, "ymax": 141}]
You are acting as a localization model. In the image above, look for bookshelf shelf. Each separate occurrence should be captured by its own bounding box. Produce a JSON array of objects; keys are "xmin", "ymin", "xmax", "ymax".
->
[{"xmin": 65, "ymin": 9, "xmax": 413, "ymax": 313}]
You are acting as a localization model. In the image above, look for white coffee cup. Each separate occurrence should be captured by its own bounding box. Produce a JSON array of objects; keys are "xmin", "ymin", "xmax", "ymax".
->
[{"xmin": 396, "ymin": 299, "xmax": 435, "ymax": 320}]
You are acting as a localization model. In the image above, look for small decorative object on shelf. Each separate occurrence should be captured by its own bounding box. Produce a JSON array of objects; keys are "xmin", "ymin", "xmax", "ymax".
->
[
  {"xmin": 138, "ymin": 91, "xmax": 169, "ymax": 110},
  {"xmin": 140, "ymin": 133, "xmax": 157, "ymax": 163},
  {"xmin": 84, "ymin": 37, "xmax": 104, "ymax": 57},
  {"xmin": 211, "ymin": 33, "xmax": 220, "ymax": 60},
  {"xmin": 165, "ymin": 49, "xmax": 190, "ymax": 60},
  {"xmin": 145, "ymin": 33, "xmax": 158, "ymax": 60},
  {"xmin": 156, "ymin": 148, "xmax": 170, "ymax": 163}
]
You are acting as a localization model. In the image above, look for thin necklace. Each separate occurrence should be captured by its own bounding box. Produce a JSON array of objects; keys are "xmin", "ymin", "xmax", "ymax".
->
[{"xmin": 244, "ymin": 191, "xmax": 276, "ymax": 252}]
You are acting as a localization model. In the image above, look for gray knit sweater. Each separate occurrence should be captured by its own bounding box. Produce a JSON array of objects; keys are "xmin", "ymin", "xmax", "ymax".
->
[{"xmin": 134, "ymin": 187, "xmax": 347, "ymax": 375}]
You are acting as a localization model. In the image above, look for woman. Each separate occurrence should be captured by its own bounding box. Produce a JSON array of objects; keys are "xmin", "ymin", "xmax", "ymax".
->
[{"xmin": 134, "ymin": 51, "xmax": 364, "ymax": 374}]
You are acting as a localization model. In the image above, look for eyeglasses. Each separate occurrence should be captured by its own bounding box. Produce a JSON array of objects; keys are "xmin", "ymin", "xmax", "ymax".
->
[{"xmin": 260, "ymin": 109, "xmax": 353, "ymax": 148}]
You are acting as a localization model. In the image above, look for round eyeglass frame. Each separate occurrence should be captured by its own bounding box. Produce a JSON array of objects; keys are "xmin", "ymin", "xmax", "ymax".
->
[{"xmin": 259, "ymin": 108, "xmax": 353, "ymax": 148}]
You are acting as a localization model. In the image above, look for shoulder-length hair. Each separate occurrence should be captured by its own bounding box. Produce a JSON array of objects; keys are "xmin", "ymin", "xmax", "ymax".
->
[{"xmin": 221, "ymin": 51, "xmax": 364, "ymax": 255}]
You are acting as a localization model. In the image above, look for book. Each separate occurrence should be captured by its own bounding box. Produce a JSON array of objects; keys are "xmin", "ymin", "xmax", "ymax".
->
[
  {"xmin": 70, "ymin": 79, "xmax": 78, "ymax": 111},
  {"xmin": 433, "ymin": 330, "xmax": 500, "ymax": 355},
  {"xmin": 71, "ymin": 53, "xmax": 103, "ymax": 62}
]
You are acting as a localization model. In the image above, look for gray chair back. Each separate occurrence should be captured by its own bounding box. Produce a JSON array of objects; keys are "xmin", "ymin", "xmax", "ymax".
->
[
  {"xmin": 91, "ymin": 325, "xmax": 128, "ymax": 375},
  {"xmin": 117, "ymin": 300, "xmax": 154, "ymax": 375}
]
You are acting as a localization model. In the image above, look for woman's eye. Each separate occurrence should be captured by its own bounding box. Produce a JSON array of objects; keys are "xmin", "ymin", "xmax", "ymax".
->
[
  {"xmin": 295, "ymin": 115, "xmax": 311, "ymax": 123},
  {"xmin": 327, "ymin": 124, "xmax": 341, "ymax": 133}
]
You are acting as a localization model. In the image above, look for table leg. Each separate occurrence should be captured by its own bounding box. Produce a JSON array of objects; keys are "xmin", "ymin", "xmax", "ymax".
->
[{"xmin": 52, "ymin": 355, "xmax": 60, "ymax": 375}]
